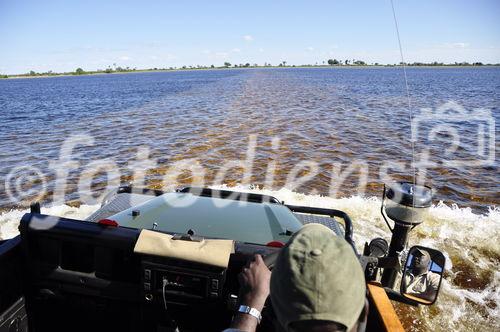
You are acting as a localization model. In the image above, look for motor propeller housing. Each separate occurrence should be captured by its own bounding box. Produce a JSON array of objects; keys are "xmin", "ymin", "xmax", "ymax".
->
[{"xmin": 384, "ymin": 182, "xmax": 433, "ymax": 226}]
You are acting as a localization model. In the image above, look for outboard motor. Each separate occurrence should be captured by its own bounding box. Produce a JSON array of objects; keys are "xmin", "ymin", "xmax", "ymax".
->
[{"xmin": 380, "ymin": 182, "xmax": 433, "ymax": 288}]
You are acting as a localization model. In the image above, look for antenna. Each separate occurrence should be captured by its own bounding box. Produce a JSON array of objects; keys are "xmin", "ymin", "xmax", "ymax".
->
[
  {"xmin": 380, "ymin": 1, "xmax": 437, "ymax": 289},
  {"xmin": 390, "ymin": 0, "xmax": 417, "ymax": 192}
]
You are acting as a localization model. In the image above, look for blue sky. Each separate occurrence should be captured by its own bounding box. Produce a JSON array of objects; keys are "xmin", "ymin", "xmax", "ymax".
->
[{"xmin": 1, "ymin": 0, "xmax": 499, "ymax": 74}]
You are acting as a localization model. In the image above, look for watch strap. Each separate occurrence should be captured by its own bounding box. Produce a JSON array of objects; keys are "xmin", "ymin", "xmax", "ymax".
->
[{"xmin": 237, "ymin": 305, "xmax": 262, "ymax": 323}]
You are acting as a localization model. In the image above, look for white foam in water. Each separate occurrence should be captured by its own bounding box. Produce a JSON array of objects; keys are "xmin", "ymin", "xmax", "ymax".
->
[
  {"xmin": 0, "ymin": 186, "xmax": 498, "ymax": 331},
  {"xmin": 0, "ymin": 204, "xmax": 100, "ymax": 240}
]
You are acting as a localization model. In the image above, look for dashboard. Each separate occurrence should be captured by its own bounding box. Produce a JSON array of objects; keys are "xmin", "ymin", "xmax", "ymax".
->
[
  {"xmin": 140, "ymin": 242, "xmax": 279, "ymax": 306},
  {"xmin": 18, "ymin": 213, "xmax": 280, "ymax": 331}
]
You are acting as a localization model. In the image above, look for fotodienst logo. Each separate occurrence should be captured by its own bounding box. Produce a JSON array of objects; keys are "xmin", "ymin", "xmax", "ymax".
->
[{"xmin": 411, "ymin": 101, "xmax": 495, "ymax": 168}]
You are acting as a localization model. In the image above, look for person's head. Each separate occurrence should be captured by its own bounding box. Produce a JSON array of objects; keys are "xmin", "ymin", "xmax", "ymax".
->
[
  {"xmin": 410, "ymin": 249, "xmax": 431, "ymax": 275},
  {"xmin": 270, "ymin": 223, "xmax": 367, "ymax": 332}
]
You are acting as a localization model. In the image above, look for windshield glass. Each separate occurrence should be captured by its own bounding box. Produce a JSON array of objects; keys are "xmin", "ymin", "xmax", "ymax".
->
[{"xmin": 105, "ymin": 193, "xmax": 304, "ymax": 245}]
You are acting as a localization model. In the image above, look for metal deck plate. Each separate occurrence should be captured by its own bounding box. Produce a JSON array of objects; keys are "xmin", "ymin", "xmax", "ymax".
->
[
  {"xmin": 293, "ymin": 213, "xmax": 344, "ymax": 236},
  {"xmin": 85, "ymin": 193, "xmax": 155, "ymax": 223}
]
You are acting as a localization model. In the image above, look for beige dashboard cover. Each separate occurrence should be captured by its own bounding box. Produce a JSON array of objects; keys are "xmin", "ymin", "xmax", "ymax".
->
[{"xmin": 134, "ymin": 230, "xmax": 234, "ymax": 268}]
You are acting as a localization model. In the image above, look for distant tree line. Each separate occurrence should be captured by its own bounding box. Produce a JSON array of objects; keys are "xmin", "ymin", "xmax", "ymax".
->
[
  {"xmin": 2, "ymin": 60, "xmax": 497, "ymax": 78},
  {"xmin": 324, "ymin": 59, "xmax": 490, "ymax": 67},
  {"xmin": 326, "ymin": 59, "xmax": 367, "ymax": 66},
  {"xmin": 402, "ymin": 61, "xmax": 486, "ymax": 66}
]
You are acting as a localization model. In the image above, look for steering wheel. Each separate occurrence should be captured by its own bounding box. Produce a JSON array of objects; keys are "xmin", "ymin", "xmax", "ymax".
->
[
  {"xmin": 263, "ymin": 251, "xmax": 279, "ymax": 270},
  {"xmin": 255, "ymin": 251, "xmax": 280, "ymax": 330}
]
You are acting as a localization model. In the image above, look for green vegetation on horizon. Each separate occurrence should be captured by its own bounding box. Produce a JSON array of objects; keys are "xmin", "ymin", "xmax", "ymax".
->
[{"xmin": 1, "ymin": 59, "xmax": 499, "ymax": 79}]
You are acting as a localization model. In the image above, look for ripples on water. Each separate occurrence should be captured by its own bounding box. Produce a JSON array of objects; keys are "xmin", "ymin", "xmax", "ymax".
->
[
  {"xmin": 1, "ymin": 68, "xmax": 498, "ymax": 209},
  {"xmin": 0, "ymin": 68, "xmax": 499, "ymax": 331}
]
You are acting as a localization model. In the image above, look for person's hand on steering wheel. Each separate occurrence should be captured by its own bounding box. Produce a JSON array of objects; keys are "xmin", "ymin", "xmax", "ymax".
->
[
  {"xmin": 239, "ymin": 254, "xmax": 271, "ymax": 311},
  {"xmin": 229, "ymin": 254, "xmax": 271, "ymax": 331}
]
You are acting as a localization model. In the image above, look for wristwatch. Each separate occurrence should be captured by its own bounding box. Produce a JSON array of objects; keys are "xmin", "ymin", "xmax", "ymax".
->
[{"xmin": 237, "ymin": 305, "xmax": 262, "ymax": 323}]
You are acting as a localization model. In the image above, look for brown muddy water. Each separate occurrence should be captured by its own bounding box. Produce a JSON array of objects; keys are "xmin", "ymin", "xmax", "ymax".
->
[{"xmin": 0, "ymin": 68, "xmax": 499, "ymax": 330}]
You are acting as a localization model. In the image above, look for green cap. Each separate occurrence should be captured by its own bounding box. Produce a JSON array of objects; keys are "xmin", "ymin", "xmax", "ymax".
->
[
  {"xmin": 270, "ymin": 223, "xmax": 366, "ymax": 331},
  {"xmin": 413, "ymin": 248, "xmax": 430, "ymax": 258}
]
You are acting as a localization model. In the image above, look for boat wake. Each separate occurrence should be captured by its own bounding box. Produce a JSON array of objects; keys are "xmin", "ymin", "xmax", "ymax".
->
[{"xmin": 0, "ymin": 185, "xmax": 498, "ymax": 331}]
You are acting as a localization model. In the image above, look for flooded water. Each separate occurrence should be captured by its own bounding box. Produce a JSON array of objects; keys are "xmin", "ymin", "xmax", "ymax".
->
[{"xmin": 0, "ymin": 67, "xmax": 499, "ymax": 331}]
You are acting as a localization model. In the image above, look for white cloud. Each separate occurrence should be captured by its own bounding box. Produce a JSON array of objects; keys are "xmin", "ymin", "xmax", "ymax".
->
[
  {"xmin": 215, "ymin": 52, "xmax": 229, "ymax": 59},
  {"xmin": 119, "ymin": 55, "xmax": 131, "ymax": 61},
  {"xmin": 243, "ymin": 35, "xmax": 254, "ymax": 42},
  {"xmin": 202, "ymin": 50, "xmax": 211, "ymax": 54},
  {"xmin": 231, "ymin": 48, "xmax": 241, "ymax": 53},
  {"xmin": 306, "ymin": 46, "xmax": 314, "ymax": 51},
  {"xmin": 442, "ymin": 42, "xmax": 470, "ymax": 49},
  {"xmin": 258, "ymin": 48, "xmax": 264, "ymax": 53},
  {"xmin": 149, "ymin": 55, "xmax": 159, "ymax": 60}
]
